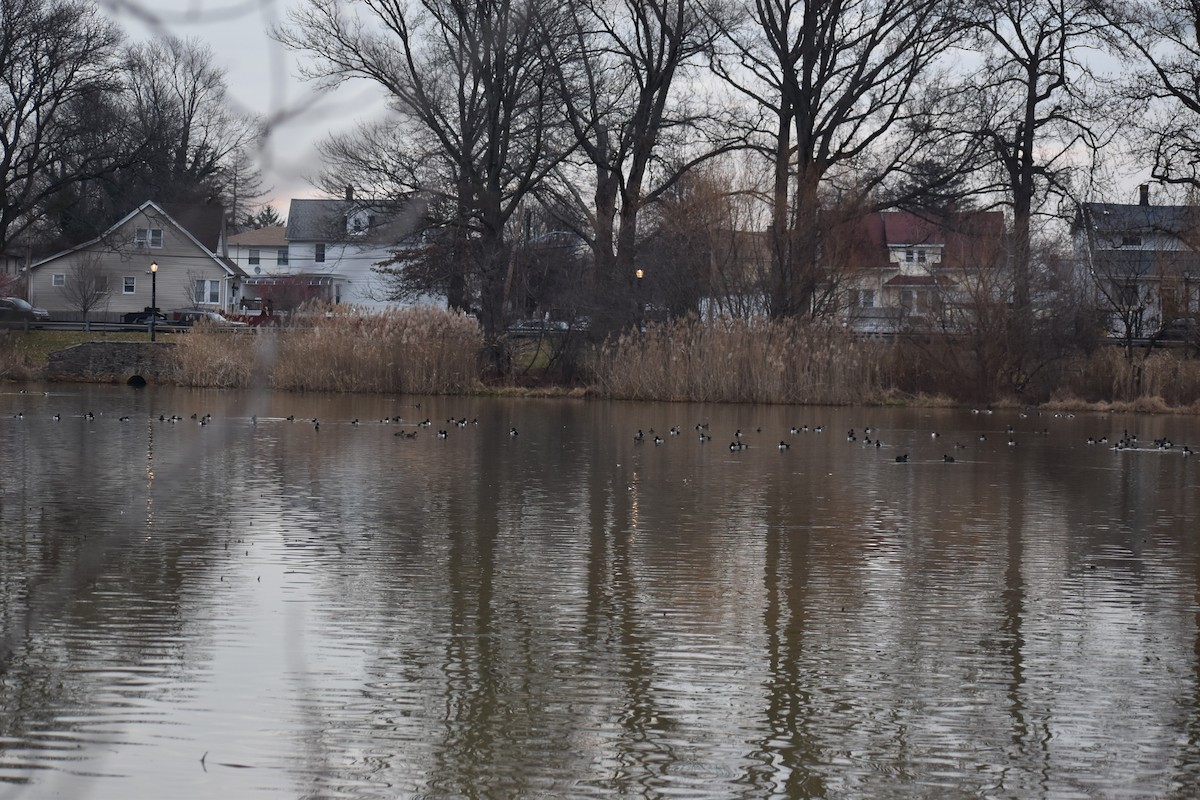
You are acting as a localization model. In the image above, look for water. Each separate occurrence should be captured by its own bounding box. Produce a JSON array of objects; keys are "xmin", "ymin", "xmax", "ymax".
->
[{"xmin": 1, "ymin": 384, "xmax": 1199, "ymax": 799}]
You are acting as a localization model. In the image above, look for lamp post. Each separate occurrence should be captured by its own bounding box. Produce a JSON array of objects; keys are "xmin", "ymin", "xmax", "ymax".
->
[
  {"xmin": 635, "ymin": 268, "xmax": 644, "ymax": 331},
  {"xmin": 149, "ymin": 261, "xmax": 158, "ymax": 342}
]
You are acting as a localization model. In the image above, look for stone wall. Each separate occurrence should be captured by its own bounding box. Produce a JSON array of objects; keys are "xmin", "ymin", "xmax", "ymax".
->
[{"xmin": 46, "ymin": 342, "xmax": 177, "ymax": 384}]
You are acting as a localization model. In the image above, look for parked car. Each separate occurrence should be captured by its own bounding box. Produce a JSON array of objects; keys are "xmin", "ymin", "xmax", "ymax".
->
[
  {"xmin": 1155, "ymin": 317, "xmax": 1198, "ymax": 342},
  {"xmin": 169, "ymin": 308, "xmax": 249, "ymax": 328},
  {"xmin": 122, "ymin": 308, "xmax": 168, "ymax": 325},
  {"xmin": 0, "ymin": 297, "xmax": 49, "ymax": 328}
]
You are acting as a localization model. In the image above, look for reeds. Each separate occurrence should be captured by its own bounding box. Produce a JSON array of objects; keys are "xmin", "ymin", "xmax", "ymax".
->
[
  {"xmin": 591, "ymin": 316, "xmax": 892, "ymax": 404},
  {"xmin": 172, "ymin": 306, "xmax": 483, "ymax": 394},
  {"xmin": 1057, "ymin": 347, "xmax": 1200, "ymax": 408}
]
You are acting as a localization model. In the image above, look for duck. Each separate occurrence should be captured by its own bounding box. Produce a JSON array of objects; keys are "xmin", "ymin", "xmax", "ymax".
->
[
  {"xmin": 510, "ymin": 427, "xmax": 519, "ymax": 437},
  {"xmin": 895, "ymin": 454, "xmax": 909, "ymax": 463},
  {"xmin": 729, "ymin": 441, "xmax": 748, "ymax": 451},
  {"xmin": 437, "ymin": 430, "xmax": 448, "ymax": 439},
  {"xmin": 653, "ymin": 435, "xmax": 664, "ymax": 445},
  {"xmin": 634, "ymin": 429, "xmax": 645, "ymax": 443},
  {"xmin": 778, "ymin": 441, "xmax": 790, "ymax": 450},
  {"xmin": 943, "ymin": 454, "xmax": 955, "ymax": 463}
]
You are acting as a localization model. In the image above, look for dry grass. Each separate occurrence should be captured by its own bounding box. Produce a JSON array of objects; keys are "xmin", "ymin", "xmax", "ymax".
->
[
  {"xmin": 592, "ymin": 316, "xmax": 893, "ymax": 404},
  {"xmin": 173, "ymin": 306, "xmax": 483, "ymax": 394},
  {"xmin": 1058, "ymin": 348, "xmax": 1200, "ymax": 408},
  {"xmin": 0, "ymin": 332, "xmax": 35, "ymax": 380}
]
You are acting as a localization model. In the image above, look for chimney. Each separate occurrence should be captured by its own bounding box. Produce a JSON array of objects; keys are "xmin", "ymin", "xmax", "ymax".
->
[
  {"xmin": 345, "ymin": 185, "xmax": 354, "ymax": 202},
  {"xmin": 1139, "ymin": 184, "xmax": 1149, "ymax": 206}
]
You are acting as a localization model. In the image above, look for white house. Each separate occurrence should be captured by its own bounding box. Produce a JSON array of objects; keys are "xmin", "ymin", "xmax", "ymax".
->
[
  {"xmin": 27, "ymin": 201, "xmax": 243, "ymax": 320},
  {"xmin": 235, "ymin": 189, "xmax": 439, "ymax": 313},
  {"xmin": 841, "ymin": 210, "xmax": 1007, "ymax": 333}
]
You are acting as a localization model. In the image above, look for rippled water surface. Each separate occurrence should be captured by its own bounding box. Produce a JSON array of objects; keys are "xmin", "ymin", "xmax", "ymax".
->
[{"xmin": 2, "ymin": 384, "xmax": 1199, "ymax": 799}]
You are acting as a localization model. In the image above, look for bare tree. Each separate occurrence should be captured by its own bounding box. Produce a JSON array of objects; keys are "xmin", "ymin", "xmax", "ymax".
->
[
  {"xmin": 711, "ymin": 0, "xmax": 970, "ymax": 320},
  {"xmin": 962, "ymin": 0, "xmax": 1116, "ymax": 321},
  {"xmin": 541, "ymin": 0, "xmax": 735, "ymax": 335},
  {"xmin": 1094, "ymin": 1, "xmax": 1200, "ymax": 188},
  {"xmin": 278, "ymin": 0, "xmax": 566, "ymax": 370},
  {"xmin": 59, "ymin": 253, "xmax": 111, "ymax": 329},
  {"xmin": 0, "ymin": 0, "xmax": 124, "ymax": 252}
]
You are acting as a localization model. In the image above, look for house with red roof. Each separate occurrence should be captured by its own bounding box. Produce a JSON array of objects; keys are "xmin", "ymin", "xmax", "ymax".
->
[{"xmin": 839, "ymin": 210, "xmax": 1007, "ymax": 333}]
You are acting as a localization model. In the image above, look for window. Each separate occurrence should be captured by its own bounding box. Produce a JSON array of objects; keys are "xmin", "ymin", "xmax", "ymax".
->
[
  {"xmin": 860, "ymin": 290, "xmax": 875, "ymax": 308},
  {"xmin": 123, "ymin": 276, "xmax": 136, "ymax": 294},
  {"xmin": 135, "ymin": 227, "xmax": 163, "ymax": 248},
  {"xmin": 1121, "ymin": 235, "xmax": 1143, "ymax": 247},
  {"xmin": 248, "ymin": 248, "xmax": 260, "ymax": 265},
  {"xmin": 314, "ymin": 243, "xmax": 326, "ymax": 263},
  {"xmin": 917, "ymin": 249, "xmax": 927, "ymax": 263},
  {"xmin": 52, "ymin": 273, "xmax": 65, "ymax": 287},
  {"xmin": 194, "ymin": 279, "xmax": 220, "ymax": 305},
  {"xmin": 905, "ymin": 249, "xmax": 915, "ymax": 262},
  {"xmin": 277, "ymin": 248, "xmax": 289, "ymax": 266}
]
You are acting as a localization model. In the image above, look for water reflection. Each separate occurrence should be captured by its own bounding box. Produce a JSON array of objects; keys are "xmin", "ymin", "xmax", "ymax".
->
[{"xmin": 1, "ymin": 385, "xmax": 1199, "ymax": 797}]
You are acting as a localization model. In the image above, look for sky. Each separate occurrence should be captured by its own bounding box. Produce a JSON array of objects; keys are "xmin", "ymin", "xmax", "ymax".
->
[{"xmin": 98, "ymin": 0, "xmax": 390, "ymax": 216}]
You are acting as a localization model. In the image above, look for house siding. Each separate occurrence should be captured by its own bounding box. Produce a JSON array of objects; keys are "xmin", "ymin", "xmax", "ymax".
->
[{"xmin": 28, "ymin": 205, "xmax": 235, "ymax": 316}]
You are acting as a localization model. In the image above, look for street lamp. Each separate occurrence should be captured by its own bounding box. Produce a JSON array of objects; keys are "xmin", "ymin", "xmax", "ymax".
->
[
  {"xmin": 635, "ymin": 268, "xmax": 645, "ymax": 330},
  {"xmin": 149, "ymin": 261, "xmax": 158, "ymax": 342}
]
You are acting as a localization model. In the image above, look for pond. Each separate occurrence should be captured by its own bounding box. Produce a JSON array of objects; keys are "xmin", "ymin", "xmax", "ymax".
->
[{"xmin": 1, "ymin": 384, "xmax": 1199, "ymax": 799}]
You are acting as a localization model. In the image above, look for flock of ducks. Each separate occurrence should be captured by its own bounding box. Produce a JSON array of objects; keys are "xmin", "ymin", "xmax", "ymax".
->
[
  {"xmin": 3, "ymin": 402, "xmax": 1195, "ymax": 460},
  {"xmin": 629, "ymin": 414, "xmax": 1194, "ymax": 463}
]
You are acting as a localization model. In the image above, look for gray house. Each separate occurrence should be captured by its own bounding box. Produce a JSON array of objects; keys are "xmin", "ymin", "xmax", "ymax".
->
[
  {"xmin": 27, "ymin": 201, "xmax": 243, "ymax": 320},
  {"xmin": 1074, "ymin": 186, "xmax": 1200, "ymax": 339}
]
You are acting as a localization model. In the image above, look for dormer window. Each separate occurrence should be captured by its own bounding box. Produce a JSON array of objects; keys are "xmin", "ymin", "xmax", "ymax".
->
[
  {"xmin": 1122, "ymin": 235, "xmax": 1143, "ymax": 247},
  {"xmin": 905, "ymin": 249, "xmax": 914, "ymax": 262},
  {"xmin": 349, "ymin": 212, "xmax": 370, "ymax": 235}
]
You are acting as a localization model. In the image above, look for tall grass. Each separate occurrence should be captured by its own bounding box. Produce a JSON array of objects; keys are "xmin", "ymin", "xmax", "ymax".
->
[
  {"xmin": 173, "ymin": 306, "xmax": 483, "ymax": 394},
  {"xmin": 1056, "ymin": 347, "xmax": 1200, "ymax": 409},
  {"xmin": 592, "ymin": 316, "xmax": 893, "ymax": 404}
]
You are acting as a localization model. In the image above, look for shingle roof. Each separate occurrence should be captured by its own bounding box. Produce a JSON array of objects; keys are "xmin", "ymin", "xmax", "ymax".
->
[
  {"xmin": 229, "ymin": 225, "xmax": 287, "ymax": 246},
  {"xmin": 847, "ymin": 210, "xmax": 1006, "ymax": 270},
  {"xmin": 1080, "ymin": 203, "xmax": 1200, "ymax": 237},
  {"xmin": 285, "ymin": 197, "xmax": 425, "ymax": 244}
]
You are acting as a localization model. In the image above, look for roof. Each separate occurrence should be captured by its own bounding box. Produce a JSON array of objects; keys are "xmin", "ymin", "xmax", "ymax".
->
[
  {"xmin": 883, "ymin": 274, "xmax": 957, "ymax": 287},
  {"xmin": 285, "ymin": 197, "xmax": 426, "ymax": 244},
  {"xmin": 30, "ymin": 200, "xmax": 240, "ymax": 277},
  {"xmin": 229, "ymin": 225, "xmax": 287, "ymax": 247},
  {"xmin": 843, "ymin": 210, "xmax": 1006, "ymax": 270},
  {"xmin": 1078, "ymin": 203, "xmax": 1200, "ymax": 238}
]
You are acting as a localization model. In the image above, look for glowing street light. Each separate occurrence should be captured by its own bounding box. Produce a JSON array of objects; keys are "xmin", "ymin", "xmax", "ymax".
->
[{"xmin": 149, "ymin": 261, "xmax": 158, "ymax": 342}]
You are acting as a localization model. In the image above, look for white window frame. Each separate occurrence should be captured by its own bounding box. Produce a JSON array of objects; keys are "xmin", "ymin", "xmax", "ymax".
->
[
  {"xmin": 194, "ymin": 279, "xmax": 221, "ymax": 306},
  {"xmin": 314, "ymin": 243, "xmax": 326, "ymax": 263},
  {"xmin": 277, "ymin": 248, "xmax": 289, "ymax": 266},
  {"xmin": 52, "ymin": 273, "xmax": 65, "ymax": 287},
  {"xmin": 135, "ymin": 227, "xmax": 164, "ymax": 248},
  {"xmin": 123, "ymin": 276, "xmax": 136, "ymax": 294},
  {"xmin": 860, "ymin": 289, "xmax": 875, "ymax": 308},
  {"xmin": 248, "ymin": 248, "xmax": 260, "ymax": 265},
  {"xmin": 905, "ymin": 249, "xmax": 915, "ymax": 263}
]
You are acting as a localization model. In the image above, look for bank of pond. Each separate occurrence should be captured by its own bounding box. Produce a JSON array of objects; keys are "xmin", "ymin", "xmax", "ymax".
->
[{"xmin": 4, "ymin": 308, "xmax": 1200, "ymax": 412}]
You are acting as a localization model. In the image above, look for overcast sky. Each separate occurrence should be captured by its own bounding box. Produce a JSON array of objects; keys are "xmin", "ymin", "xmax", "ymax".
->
[{"xmin": 99, "ymin": 0, "xmax": 389, "ymax": 215}]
